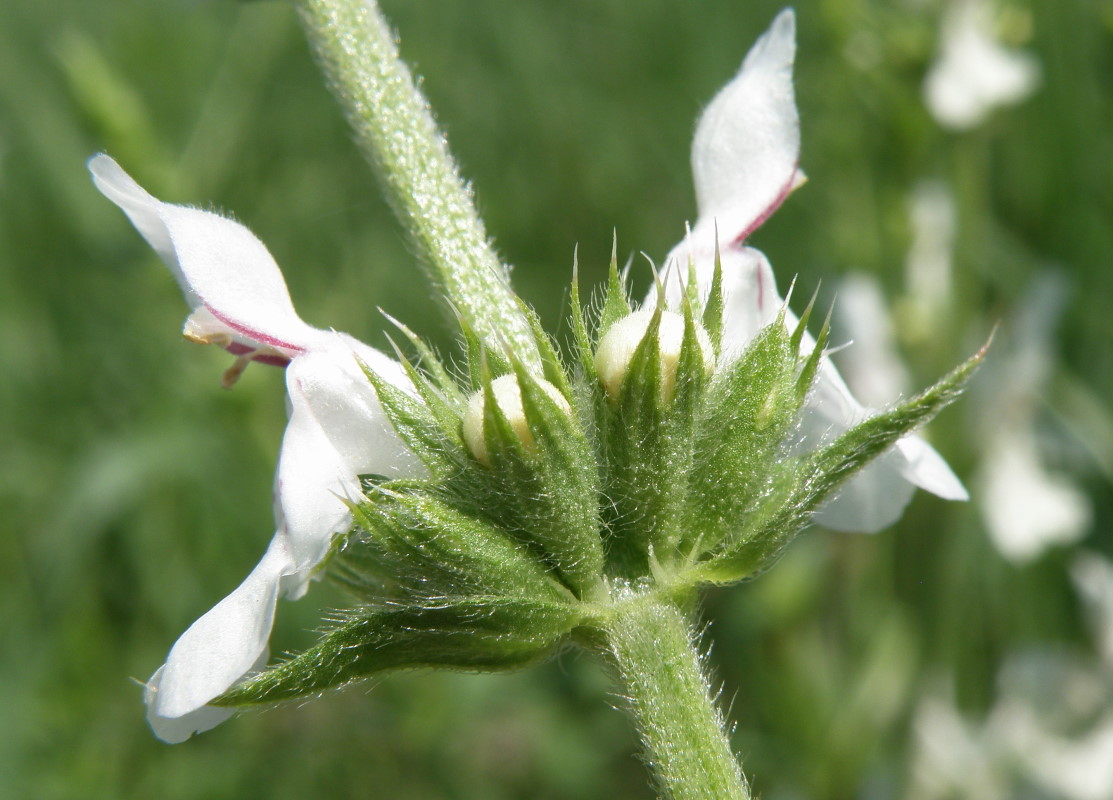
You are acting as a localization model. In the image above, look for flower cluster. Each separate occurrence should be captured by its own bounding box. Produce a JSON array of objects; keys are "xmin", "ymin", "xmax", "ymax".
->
[{"xmin": 92, "ymin": 9, "xmax": 977, "ymax": 743}]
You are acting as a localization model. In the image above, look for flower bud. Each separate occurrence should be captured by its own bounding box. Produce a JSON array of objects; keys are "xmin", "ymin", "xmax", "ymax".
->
[
  {"xmin": 594, "ymin": 310, "xmax": 715, "ymax": 402},
  {"xmin": 462, "ymin": 374, "xmax": 571, "ymax": 466}
]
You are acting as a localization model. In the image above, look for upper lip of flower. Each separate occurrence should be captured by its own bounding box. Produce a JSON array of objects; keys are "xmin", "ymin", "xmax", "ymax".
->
[
  {"xmin": 88, "ymin": 154, "xmax": 327, "ymax": 361},
  {"xmin": 89, "ymin": 154, "xmax": 424, "ymax": 741}
]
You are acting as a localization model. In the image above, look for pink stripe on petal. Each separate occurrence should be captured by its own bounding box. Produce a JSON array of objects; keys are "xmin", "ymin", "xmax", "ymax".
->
[
  {"xmin": 206, "ymin": 305, "xmax": 307, "ymax": 354},
  {"xmin": 756, "ymin": 259, "xmax": 765, "ymax": 312},
  {"xmin": 733, "ymin": 163, "xmax": 801, "ymax": 246},
  {"xmin": 253, "ymin": 354, "xmax": 291, "ymax": 368}
]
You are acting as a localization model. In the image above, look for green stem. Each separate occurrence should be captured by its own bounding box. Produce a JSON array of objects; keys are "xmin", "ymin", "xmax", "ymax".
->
[
  {"xmin": 293, "ymin": 0, "xmax": 539, "ymax": 366},
  {"xmin": 601, "ymin": 592, "xmax": 750, "ymax": 800}
]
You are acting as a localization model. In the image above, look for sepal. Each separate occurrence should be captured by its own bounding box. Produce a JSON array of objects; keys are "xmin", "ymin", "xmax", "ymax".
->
[
  {"xmin": 341, "ymin": 488, "xmax": 573, "ymax": 602},
  {"xmin": 689, "ymin": 338, "xmax": 988, "ymax": 585},
  {"xmin": 223, "ymin": 486, "xmax": 584, "ymax": 707},
  {"xmin": 681, "ymin": 309, "xmax": 803, "ymax": 559},
  {"xmin": 362, "ymin": 353, "xmax": 465, "ymax": 477},
  {"xmin": 595, "ymin": 304, "xmax": 713, "ymax": 575},
  {"xmin": 597, "ymin": 242, "xmax": 634, "ymax": 340},
  {"xmin": 468, "ymin": 368, "xmax": 605, "ymax": 598}
]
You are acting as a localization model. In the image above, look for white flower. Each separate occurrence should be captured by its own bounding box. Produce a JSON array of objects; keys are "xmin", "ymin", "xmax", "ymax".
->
[
  {"xmin": 908, "ymin": 683, "xmax": 1011, "ymax": 800},
  {"xmin": 980, "ymin": 432, "xmax": 1089, "ymax": 563},
  {"xmin": 924, "ymin": 0, "xmax": 1040, "ymax": 130},
  {"xmin": 833, "ymin": 272, "xmax": 911, "ymax": 409},
  {"xmin": 654, "ymin": 9, "xmax": 967, "ymax": 533},
  {"xmin": 903, "ymin": 181, "xmax": 957, "ymax": 340},
  {"xmin": 906, "ymin": 555, "xmax": 1113, "ymax": 800},
  {"xmin": 973, "ymin": 273, "xmax": 1089, "ymax": 563},
  {"xmin": 1073, "ymin": 552, "xmax": 1113, "ymax": 669},
  {"xmin": 89, "ymin": 155, "xmax": 424, "ymax": 742}
]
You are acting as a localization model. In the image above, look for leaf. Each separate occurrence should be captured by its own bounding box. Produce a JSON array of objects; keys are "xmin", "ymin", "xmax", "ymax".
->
[
  {"xmin": 361, "ymin": 359, "xmax": 463, "ymax": 476},
  {"xmin": 216, "ymin": 596, "xmax": 581, "ymax": 707}
]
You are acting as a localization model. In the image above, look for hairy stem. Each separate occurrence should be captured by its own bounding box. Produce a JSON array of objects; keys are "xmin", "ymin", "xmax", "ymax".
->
[
  {"xmin": 293, "ymin": 0, "xmax": 539, "ymax": 365},
  {"xmin": 601, "ymin": 592, "xmax": 750, "ymax": 800}
]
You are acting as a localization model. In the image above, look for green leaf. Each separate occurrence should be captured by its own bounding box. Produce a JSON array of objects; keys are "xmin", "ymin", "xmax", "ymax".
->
[
  {"xmin": 701, "ymin": 241, "xmax": 725, "ymax": 356},
  {"xmin": 569, "ymin": 250, "xmax": 599, "ymax": 383},
  {"xmin": 598, "ymin": 306, "xmax": 707, "ymax": 576},
  {"xmin": 511, "ymin": 293, "xmax": 572, "ymax": 397},
  {"xmin": 382, "ymin": 313, "xmax": 462, "ymax": 400},
  {"xmin": 799, "ymin": 340, "xmax": 986, "ymax": 513},
  {"xmin": 794, "ymin": 302, "xmax": 831, "ymax": 404},
  {"xmin": 216, "ymin": 596, "xmax": 581, "ymax": 707},
  {"xmin": 460, "ymin": 314, "xmax": 512, "ymax": 391}
]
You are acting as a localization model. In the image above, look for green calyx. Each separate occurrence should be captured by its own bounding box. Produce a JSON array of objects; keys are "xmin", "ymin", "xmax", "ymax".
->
[{"xmin": 217, "ymin": 247, "xmax": 985, "ymax": 709}]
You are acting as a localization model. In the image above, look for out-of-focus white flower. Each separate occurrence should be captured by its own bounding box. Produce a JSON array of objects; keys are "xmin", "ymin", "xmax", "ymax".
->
[
  {"xmin": 833, "ymin": 273, "xmax": 911, "ymax": 409},
  {"xmin": 999, "ymin": 700, "xmax": 1113, "ymax": 800},
  {"xmin": 981, "ymin": 432, "xmax": 1090, "ymax": 562},
  {"xmin": 653, "ymin": 10, "xmax": 967, "ymax": 533},
  {"xmin": 89, "ymin": 155, "xmax": 424, "ymax": 742},
  {"xmin": 911, "ymin": 658, "xmax": 1113, "ymax": 800},
  {"xmin": 908, "ymin": 684, "xmax": 1010, "ymax": 800},
  {"xmin": 909, "ymin": 559, "xmax": 1113, "ymax": 800},
  {"xmin": 1072, "ymin": 553, "xmax": 1113, "ymax": 670},
  {"xmin": 903, "ymin": 181, "xmax": 956, "ymax": 338},
  {"xmin": 924, "ymin": 0, "xmax": 1040, "ymax": 130},
  {"xmin": 974, "ymin": 273, "xmax": 1090, "ymax": 563}
]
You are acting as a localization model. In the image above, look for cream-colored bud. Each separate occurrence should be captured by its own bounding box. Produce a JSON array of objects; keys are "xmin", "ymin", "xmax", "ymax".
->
[
  {"xmin": 594, "ymin": 309, "xmax": 714, "ymax": 402},
  {"xmin": 462, "ymin": 374, "xmax": 571, "ymax": 466}
]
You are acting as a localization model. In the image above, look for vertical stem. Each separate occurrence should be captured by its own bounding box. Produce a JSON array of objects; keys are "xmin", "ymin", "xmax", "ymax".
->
[
  {"xmin": 293, "ymin": 0, "xmax": 539, "ymax": 366},
  {"xmin": 602, "ymin": 593, "xmax": 750, "ymax": 800}
]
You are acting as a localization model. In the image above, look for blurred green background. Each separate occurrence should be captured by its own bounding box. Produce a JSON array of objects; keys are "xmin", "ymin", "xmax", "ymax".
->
[{"xmin": 2, "ymin": 0, "xmax": 1111, "ymax": 798}]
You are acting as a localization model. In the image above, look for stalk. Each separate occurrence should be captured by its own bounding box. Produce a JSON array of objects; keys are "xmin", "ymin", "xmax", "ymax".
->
[
  {"xmin": 293, "ymin": 0, "xmax": 539, "ymax": 366},
  {"xmin": 601, "ymin": 592, "xmax": 751, "ymax": 800}
]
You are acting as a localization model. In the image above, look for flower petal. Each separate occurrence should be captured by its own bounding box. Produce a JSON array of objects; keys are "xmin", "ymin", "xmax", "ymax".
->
[
  {"xmin": 895, "ymin": 435, "xmax": 968, "ymax": 501},
  {"xmin": 833, "ymin": 273, "xmax": 911, "ymax": 408},
  {"xmin": 660, "ymin": 7, "xmax": 964, "ymax": 535},
  {"xmin": 804, "ymin": 354, "xmax": 967, "ymax": 531},
  {"xmin": 657, "ymin": 236, "xmax": 780, "ymax": 363},
  {"xmin": 145, "ymin": 679, "xmax": 235, "ymax": 744},
  {"xmin": 813, "ymin": 448, "xmax": 918, "ymax": 532},
  {"xmin": 275, "ymin": 336, "xmax": 426, "ymax": 598},
  {"xmin": 146, "ymin": 536, "xmax": 294, "ymax": 728},
  {"xmin": 88, "ymin": 154, "xmax": 322, "ymax": 355},
  {"xmin": 690, "ymin": 8, "xmax": 801, "ymax": 243}
]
